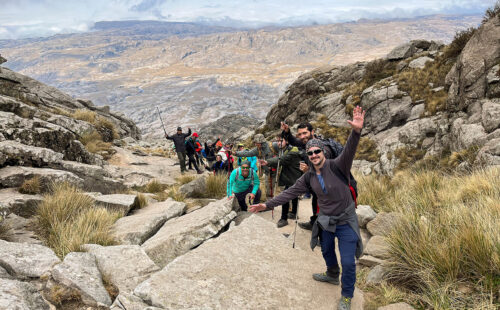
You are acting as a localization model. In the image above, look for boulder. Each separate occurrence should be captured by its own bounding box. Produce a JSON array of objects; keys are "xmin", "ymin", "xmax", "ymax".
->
[
  {"xmin": 0, "ymin": 279, "xmax": 50, "ymax": 310},
  {"xmin": 366, "ymin": 212, "xmax": 401, "ymax": 236},
  {"xmin": 110, "ymin": 292, "xmax": 162, "ymax": 310},
  {"xmin": 141, "ymin": 198, "xmax": 237, "ymax": 267},
  {"xmin": 358, "ymin": 255, "xmax": 386, "ymax": 267},
  {"xmin": 364, "ymin": 235, "xmax": 390, "ymax": 259},
  {"xmin": 378, "ymin": 302, "xmax": 415, "ymax": 310},
  {"xmin": 51, "ymin": 252, "xmax": 112, "ymax": 307},
  {"xmin": 0, "ymin": 54, "xmax": 6, "ymax": 64},
  {"xmin": 366, "ymin": 264, "xmax": 388, "ymax": 285},
  {"xmin": 47, "ymin": 114, "xmax": 94, "ymax": 136},
  {"xmin": 113, "ymin": 199, "xmax": 186, "ymax": 245},
  {"xmin": 1, "ymin": 213, "xmax": 41, "ymax": 244},
  {"xmin": 134, "ymin": 215, "xmax": 364, "ymax": 309},
  {"xmin": 387, "ymin": 42, "xmax": 416, "ymax": 60},
  {"xmin": 0, "ymin": 187, "xmax": 44, "ymax": 217},
  {"xmin": 59, "ymin": 160, "xmax": 126, "ymax": 194},
  {"xmin": 0, "ymin": 166, "xmax": 83, "ymax": 190},
  {"xmin": 93, "ymin": 194, "xmax": 139, "ymax": 215},
  {"xmin": 451, "ymin": 119, "xmax": 488, "ymax": 150},
  {"xmin": 356, "ymin": 205, "xmax": 377, "ymax": 228},
  {"xmin": 0, "ymin": 239, "xmax": 60, "ymax": 278},
  {"xmin": 481, "ymin": 99, "xmax": 500, "ymax": 133},
  {"xmin": 0, "ymin": 266, "xmax": 11, "ymax": 278},
  {"xmin": 179, "ymin": 175, "xmax": 208, "ymax": 198},
  {"xmin": 0, "ymin": 140, "xmax": 63, "ymax": 167},
  {"xmin": 82, "ymin": 244, "xmax": 159, "ymax": 294},
  {"xmin": 408, "ymin": 56, "xmax": 434, "ymax": 69}
]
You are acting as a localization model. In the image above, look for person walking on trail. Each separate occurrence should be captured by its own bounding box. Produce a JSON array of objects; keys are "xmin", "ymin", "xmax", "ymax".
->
[
  {"xmin": 259, "ymin": 137, "xmax": 302, "ymax": 228},
  {"xmin": 281, "ymin": 122, "xmax": 344, "ymax": 231},
  {"xmin": 235, "ymin": 134, "xmax": 274, "ymax": 198},
  {"xmin": 236, "ymin": 143, "xmax": 258, "ymax": 171},
  {"xmin": 185, "ymin": 135, "xmax": 203, "ymax": 174},
  {"xmin": 250, "ymin": 106, "xmax": 366, "ymax": 310},
  {"xmin": 227, "ymin": 161, "xmax": 261, "ymax": 211},
  {"xmin": 166, "ymin": 127, "xmax": 192, "ymax": 174},
  {"xmin": 212, "ymin": 154, "xmax": 228, "ymax": 175}
]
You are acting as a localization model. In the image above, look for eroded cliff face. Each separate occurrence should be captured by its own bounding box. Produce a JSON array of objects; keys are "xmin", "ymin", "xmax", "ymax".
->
[{"xmin": 261, "ymin": 16, "xmax": 500, "ymax": 174}]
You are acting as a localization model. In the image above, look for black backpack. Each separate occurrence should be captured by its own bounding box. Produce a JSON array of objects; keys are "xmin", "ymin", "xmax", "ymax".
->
[{"xmin": 304, "ymin": 161, "xmax": 358, "ymax": 207}]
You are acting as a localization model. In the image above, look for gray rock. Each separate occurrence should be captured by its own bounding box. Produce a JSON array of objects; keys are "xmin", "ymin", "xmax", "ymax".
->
[
  {"xmin": 364, "ymin": 235, "xmax": 390, "ymax": 259},
  {"xmin": 0, "ymin": 166, "xmax": 83, "ymax": 190},
  {"xmin": 487, "ymin": 65, "xmax": 500, "ymax": 84},
  {"xmin": 0, "ymin": 187, "xmax": 44, "ymax": 217},
  {"xmin": 0, "ymin": 140, "xmax": 63, "ymax": 167},
  {"xmin": 481, "ymin": 99, "xmax": 500, "ymax": 133},
  {"xmin": 110, "ymin": 293, "xmax": 162, "ymax": 310},
  {"xmin": 134, "ymin": 215, "xmax": 364, "ymax": 309},
  {"xmin": 0, "ymin": 54, "xmax": 6, "ymax": 64},
  {"xmin": 47, "ymin": 114, "xmax": 94, "ymax": 136},
  {"xmin": 378, "ymin": 302, "xmax": 415, "ymax": 310},
  {"xmin": 356, "ymin": 205, "xmax": 377, "ymax": 228},
  {"xmin": 1, "ymin": 213, "xmax": 41, "ymax": 244},
  {"xmin": 141, "ymin": 198, "xmax": 237, "ymax": 267},
  {"xmin": 451, "ymin": 119, "xmax": 487, "ymax": 150},
  {"xmin": 51, "ymin": 252, "xmax": 112, "ymax": 307},
  {"xmin": 358, "ymin": 255, "xmax": 386, "ymax": 267},
  {"xmin": 0, "ymin": 239, "xmax": 60, "ymax": 279},
  {"xmin": 408, "ymin": 56, "xmax": 434, "ymax": 69},
  {"xmin": 82, "ymin": 244, "xmax": 160, "ymax": 294},
  {"xmin": 0, "ymin": 265, "xmax": 12, "ymax": 278},
  {"xmin": 93, "ymin": 194, "xmax": 139, "ymax": 215},
  {"xmin": 179, "ymin": 175, "xmax": 208, "ymax": 198},
  {"xmin": 366, "ymin": 264, "xmax": 388, "ymax": 285},
  {"xmin": 408, "ymin": 104, "xmax": 425, "ymax": 121},
  {"xmin": 477, "ymin": 138, "xmax": 500, "ymax": 165},
  {"xmin": 0, "ymin": 279, "xmax": 50, "ymax": 310},
  {"xmin": 366, "ymin": 212, "xmax": 401, "ymax": 236},
  {"xmin": 122, "ymin": 137, "xmax": 136, "ymax": 144},
  {"xmin": 59, "ymin": 160, "xmax": 126, "ymax": 194},
  {"xmin": 387, "ymin": 42, "xmax": 416, "ymax": 60},
  {"xmin": 113, "ymin": 199, "xmax": 186, "ymax": 245}
]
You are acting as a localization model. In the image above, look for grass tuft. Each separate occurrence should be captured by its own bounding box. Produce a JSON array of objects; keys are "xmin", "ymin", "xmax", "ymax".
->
[
  {"xmin": 136, "ymin": 193, "xmax": 149, "ymax": 209},
  {"xmin": 205, "ymin": 174, "xmax": 228, "ymax": 199},
  {"xmin": 36, "ymin": 183, "xmax": 121, "ymax": 258},
  {"xmin": 72, "ymin": 109, "xmax": 97, "ymax": 124},
  {"xmin": 176, "ymin": 175, "xmax": 196, "ymax": 185},
  {"xmin": 79, "ymin": 130, "xmax": 115, "ymax": 159},
  {"xmin": 167, "ymin": 186, "xmax": 186, "ymax": 202},
  {"xmin": 18, "ymin": 176, "xmax": 41, "ymax": 194}
]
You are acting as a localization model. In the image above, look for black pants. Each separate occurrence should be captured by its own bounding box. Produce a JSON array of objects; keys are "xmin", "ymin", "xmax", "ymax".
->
[
  {"xmin": 187, "ymin": 153, "xmax": 200, "ymax": 171},
  {"xmin": 310, "ymin": 192, "xmax": 318, "ymax": 224},
  {"xmin": 234, "ymin": 186, "xmax": 261, "ymax": 211},
  {"xmin": 281, "ymin": 185, "xmax": 298, "ymax": 220}
]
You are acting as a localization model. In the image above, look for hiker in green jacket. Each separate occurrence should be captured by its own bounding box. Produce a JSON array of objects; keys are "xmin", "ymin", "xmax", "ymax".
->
[
  {"xmin": 227, "ymin": 161, "xmax": 261, "ymax": 211},
  {"xmin": 259, "ymin": 137, "xmax": 302, "ymax": 227}
]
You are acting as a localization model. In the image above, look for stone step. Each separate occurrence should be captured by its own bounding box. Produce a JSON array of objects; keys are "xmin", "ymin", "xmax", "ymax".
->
[
  {"xmin": 141, "ymin": 198, "xmax": 236, "ymax": 268},
  {"xmin": 92, "ymin": 194, "xmax": 139, "ymax": 215},
  {"xmin": 112, "ymin": 198, "xmax": 186, "ymax": 245},
  {"xmin": 134, "ymin": 215, "xmax": 364, "ymax": 309},
  {"xmin": 0, "ymin": 187, "xmax": 43, "ymax": 217},
  {"xmin": 0, "ymin": 166, "xmax": 83, "ymax": 190}
]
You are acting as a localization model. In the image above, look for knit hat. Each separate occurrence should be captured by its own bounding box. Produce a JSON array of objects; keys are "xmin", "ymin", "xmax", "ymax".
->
[
  {"xmin": 177, "ymin": 127, "xmax": 182, "ymax": 131},
  {"xmin": 306, "ymin": 139, "xmax": 325, "ymax": 152},
  {"xmin": 241, "ymin": 160, "xmax": 251, "ymax": 167},
  {"xmin": 207, "ymin": 140, "xmax": 213, "ymax": 145}
]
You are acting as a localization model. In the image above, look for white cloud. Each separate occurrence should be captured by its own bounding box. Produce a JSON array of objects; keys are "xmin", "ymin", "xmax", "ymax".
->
[{"xmin": 0, "ymin": 0, "xmax": 496, "ymax": 39}]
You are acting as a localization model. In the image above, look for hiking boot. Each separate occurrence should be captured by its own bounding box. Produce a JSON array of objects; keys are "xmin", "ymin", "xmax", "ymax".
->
[
  {"xmin": 337, "ymin": 296, "xmax": 352, "ymax": 310},
  {"xmin": 287, "ymin": 213, "xmax": 297, "ymax": 219},
  {"xmin": 197, "ymin": 170, "xmax": 203, "ymax": 174},
  {"xmin": 277, "ymin": 219, "xmax": 288, "ymax": 228},
  {"xmin": 298, "ymin": 221, "xmax": 313, "ymax": 230},
  {"xmin": 312, "ymin": 272, "xmax": 339, "ymax": 285}
]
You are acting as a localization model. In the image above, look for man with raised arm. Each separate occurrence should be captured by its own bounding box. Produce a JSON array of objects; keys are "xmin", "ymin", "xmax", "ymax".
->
[
  {"xmin": 165, "ymin": 127, "xmax": 191, "ymax": 174},
  {"xmin": 250, "ymin": 106, "xmax": 365, "ymax": 310}
]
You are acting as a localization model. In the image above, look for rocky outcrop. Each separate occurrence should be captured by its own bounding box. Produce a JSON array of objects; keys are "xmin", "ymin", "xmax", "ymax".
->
[
  {"xmin": 134, "ymin": 215, "xmax": 364, "ymax": 309},
  {"xmin": 199, "ymin": 114, "xmax": 263, "ymax": 143},
  {"xmin": 0, "ymin": 279, "xmax": 50, "ymax": 310},
  {"xmin": 112, "ymin": 199, "xmax": 186, "ymax": 245},
  {"xmin": 0, "ymin": 188, "xmax": 43, "ymax": 217},
  {"xmin": 0, "ymin": 166, "xmax": 83, "ymax": 190},
  {"xmin": 93, "ymin": 194, "xmax": 140, "ymax": 214},
  {"xmin": 141, "ymin": 198, "xmax": 237, "ymax": 267},
  {"xmin": 179, "ymin": 174, "xmax": 208, "ymax": 197}
]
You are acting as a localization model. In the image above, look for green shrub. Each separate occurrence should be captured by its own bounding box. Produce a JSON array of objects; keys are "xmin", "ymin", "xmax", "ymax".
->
[
  {"xmin": 483, "ymin": 1, "xmax": 500, "ymax": 24},
  {"xmin": 442, "ymin": 27, "xmax": 477, "ymax": 60}
]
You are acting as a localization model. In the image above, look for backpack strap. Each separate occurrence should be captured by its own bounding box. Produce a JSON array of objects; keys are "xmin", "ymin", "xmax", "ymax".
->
[{"xmin": 329, "ymin": 162, "xmax": 357, "ymax": 207}]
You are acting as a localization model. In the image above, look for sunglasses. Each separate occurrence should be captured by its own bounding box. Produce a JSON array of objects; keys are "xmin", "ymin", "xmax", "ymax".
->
[
  {"xmin": 307, "ymin": 149, "xmax": 323, "ymax": 156},
  {"xmin": 241, "ymin": 167, "xmax": 250, "ymax": 170}
]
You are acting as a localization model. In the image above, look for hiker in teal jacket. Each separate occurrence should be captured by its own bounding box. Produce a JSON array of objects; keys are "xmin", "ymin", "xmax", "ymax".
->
[{"xmin": 227, "ymin": 161, "xmax": 261, "ymax": 211}]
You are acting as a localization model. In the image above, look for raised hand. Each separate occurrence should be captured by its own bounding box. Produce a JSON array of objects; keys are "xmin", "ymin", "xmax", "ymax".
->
[
  {"xmin": 280, "ymin": 121, "xmax": 289, "ymax": 132},
  {"xmin": 347, "ymin": 106, "xmax": 365, "ymax": 133}
]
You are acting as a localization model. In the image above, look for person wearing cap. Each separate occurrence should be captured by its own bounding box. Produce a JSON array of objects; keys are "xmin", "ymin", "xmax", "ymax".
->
[
  {"xmin": 250, "ymin": 106, "xmax": 366, "ymax": 310},
  {"xmin": 165, "ymin": 127, "xmax": 192, "ymax": 174},
  {"xmin": 236, "ymin": 143, "xmax": 258, "ymax": 171},
  {"xmin": 227, "ymin": 160, "xmax": 261, "ymax": 211},
  {"xmin": 234, "ymin": 134, "xmax": 274, "ymax": 197}
]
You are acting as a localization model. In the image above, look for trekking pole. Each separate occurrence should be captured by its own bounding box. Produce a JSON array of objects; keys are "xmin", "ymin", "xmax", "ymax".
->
[
  {"xmin": 292, "ymin": 209, "xmax": 299, "ymax": 249},
  {"xmin": 156, "ymin": 106, "xmax": 168, "ymax": 137}
]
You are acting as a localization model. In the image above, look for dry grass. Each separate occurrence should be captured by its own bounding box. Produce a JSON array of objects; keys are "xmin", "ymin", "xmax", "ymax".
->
[
  {"xmin": 95, "ymin": 118, "xmax": 119, "ymax": 141},
  {"xmin": 167, "ymin": 186, "xmax": 186, "ymax": 202},
  {"xmin": 72, "ymin": 109, "xmax": 97, "ymax": 124},
  {"xmin": 205, "ymin": 174, "xmax": 228, "ymax": 199},
  {"xmin": 18, "ymin": 176, "xmax": 41, "ymax": 194},
  {"xmin": 483, "ymin": 1, "xmax": 500, "ymax": 23},
  {"xmin": 79, "ymin": 130, "xmax": 115, "ymax": 159},
  {"xmin": 393, "ymin": 142, "xmax": 426, "ymax": 171},
  {"xmin": 0, "ymin": 215, "xmax": 13, "ymax": 241},
  {"xmin": 136, "ymin": 193, "xmax": 149, "ymax": 209},
  {"xmin": 176, "ymin": 175, "xmax": 196, "ymax": 185},
  {"xmin": 36, "ymin": 183, "xmax": 121, "ymax": 258},
  {"xmin": 357, "ymin": 167, "xmax": 500, "ymax": 309},
  {"xmin": 138, "ymin": 179, "xmax": 169, "ymax": 193},
  {"xmin": 47, "ymin": 284, "xmax": 81, "ymax": 306},
  {"xmin": 102, "ymin": 273, "xmax": 119, "ymax": 300}
]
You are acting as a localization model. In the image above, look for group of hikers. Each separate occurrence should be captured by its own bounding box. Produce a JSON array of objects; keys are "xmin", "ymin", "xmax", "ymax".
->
[{"xmin": 165, "ymin": 106, "xmax": 366, "ymax": 310}]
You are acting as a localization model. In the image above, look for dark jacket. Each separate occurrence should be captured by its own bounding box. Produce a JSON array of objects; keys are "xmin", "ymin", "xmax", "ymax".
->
[
  {"xmin": 212, "ymin": 161, "xmax": 228, "ymax": 175},
  {"xmin": 266, "ymin": 145, "xmax": 302, "ymax": 186},
  {"xmin": 167, "ymin": 128, "xmax": 191, "ymax": 153},
  {"xmin": 185, "ymin": 137, "xmax": 196, "ymax": 155},
  {"xmin": 235, "ymin": 142, "xmax": 272, "ymax": 174},
  {"xmin": 281, "ymin": 130, "xmax": 342, "ymax": 160},
  {"xmin": 204, "ymin": 143, "xmax": 216, "ymax": 161}
]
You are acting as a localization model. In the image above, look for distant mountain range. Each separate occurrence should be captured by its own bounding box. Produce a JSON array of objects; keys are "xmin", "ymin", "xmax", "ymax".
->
[{"xmin": 0, "ymin": 14, "xmax": 481, "ymax": 137}]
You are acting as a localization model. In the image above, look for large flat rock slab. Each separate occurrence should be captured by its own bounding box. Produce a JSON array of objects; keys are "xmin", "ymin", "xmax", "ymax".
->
[
  {"xmin": 141, "ymin": 198, "xmax": 237, "ymax": 267},
  {"xmin": 93, "ymin": 194, "xmax": 139, "ymax": 215},
  {"xmin": 0, "ymin": 278, "xmax": 50, "ymax": 310},
  {"xmin": 83, "ymin": 244, "xmax": 160, "ymax": 294},
  {"xmin": 0, "ymin": 239, "xmax": 60, "ymax": 279},
  {"xmin": 113, "ymin": 198, "xmax": 186, "ymax": 245},
  {"xmin": 0, "ymin": 166, "xmax": 83, "ymax": 189},
  {"xmin": 0, "ymin": 187, "xmax": 43, "ymax": 217},
  {"xmin": 51, "ymin": 252, "xmax": 112, "ymax": 307},
  {"xmin": 134, "ymin": 215, "xmax": 363, "ymax": 309},
  {"xmin": 0, "ymin": 140, "xmax": 63, "ymax": 167}
]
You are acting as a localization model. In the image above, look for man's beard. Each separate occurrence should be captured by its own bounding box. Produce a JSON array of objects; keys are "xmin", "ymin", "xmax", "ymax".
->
[
  {"xmin": 312, "ymin": 157, "xmax": 325, "ymax": 167},
  {"xmin": 301, "ymin": 133, "xmax": 313, "ymax": 144}
]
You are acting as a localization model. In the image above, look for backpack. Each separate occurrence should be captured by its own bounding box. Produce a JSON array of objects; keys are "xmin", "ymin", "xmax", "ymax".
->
[
  {"xmin": 320, "ymin": 138, "xmax": 358, "ymax": 198},
  {"xmin": 304, "ymin": 161, "xmax": 358, "ymax": 207},
  {"xmin": 235, "ymin": 167, "xmax": 255, "ymax": 186}
]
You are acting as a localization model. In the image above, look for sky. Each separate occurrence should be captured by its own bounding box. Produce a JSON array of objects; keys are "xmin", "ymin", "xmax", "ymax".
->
[{"xmin": 0, "ymin": 0, "xmax": 496, "ymax": 39}]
